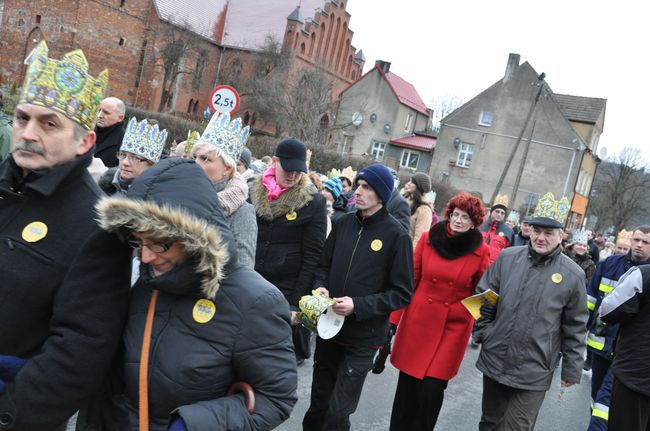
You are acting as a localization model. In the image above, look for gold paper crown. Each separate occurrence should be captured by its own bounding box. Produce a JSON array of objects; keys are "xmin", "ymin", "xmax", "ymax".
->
[
  {"xmin": 494, "ymin": 194, "xmax": 509, "ymax": 208},
  {"xmin": 340, "ymin": 166, "xmax": 357, "ymax": 182},
  {"xmin": 183, "ymin": 130, "xmax": 201, "ymax": 157},
  {"xmin": 532, "ymin": 192, "xmax": 570, "ymax": 225},
  {"xmin": 19, "ymin": 41, "xmax": 108, "ymax": 130},
  {"xmin": 617, "ymin": 229, "xmax": 633, "ymax": 242}
]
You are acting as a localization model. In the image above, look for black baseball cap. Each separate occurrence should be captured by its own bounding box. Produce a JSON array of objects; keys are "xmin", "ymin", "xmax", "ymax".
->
[{"xmin": 275, "ymin": 138, "xmax": 308, "ymax": 173}]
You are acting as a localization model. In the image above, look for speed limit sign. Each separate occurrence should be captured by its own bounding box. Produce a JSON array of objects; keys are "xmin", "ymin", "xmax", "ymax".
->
[{"xmin": 209, "ymin": 85, "xmax": 240, "ymax": 115}]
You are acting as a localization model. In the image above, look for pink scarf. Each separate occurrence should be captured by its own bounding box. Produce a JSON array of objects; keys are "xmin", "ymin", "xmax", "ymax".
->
[{"xmin": 262, "ymin": 166, "xmax": 289, "ymax": 201}]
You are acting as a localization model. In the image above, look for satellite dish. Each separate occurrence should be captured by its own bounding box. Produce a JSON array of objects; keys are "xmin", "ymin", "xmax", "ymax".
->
[
  {"xmin": 351, "ymin": 112, "xmax": 363, "ymax": 126},
  {"xmin": 599, "ymin": 147, "xmax": 608, "ymax": 159},
  {"xmin": 369, "ymin": 113, "xmax": 377, "ymax": 124},
  {"xmin": 383, "ymin": 123, "xmax": 392, "ymax": 134}
]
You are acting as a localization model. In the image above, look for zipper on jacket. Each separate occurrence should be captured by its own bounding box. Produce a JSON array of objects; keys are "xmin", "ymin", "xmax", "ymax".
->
[
  {"xmin": 342, "ymin": 226, "xmax": 364, "ymax": 293},
  {"xmin": 6, "ymin": 238, "xmax": 14, "ymax": 250}
]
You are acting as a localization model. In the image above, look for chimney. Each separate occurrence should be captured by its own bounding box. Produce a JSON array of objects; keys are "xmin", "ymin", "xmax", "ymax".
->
[
  {"xmin": 503, "ymin": 53, "xmax": 520, "ymax": 83},
  {"xmin": 375, "ymin": 60, "xmax": 391, "ymax": 74}
]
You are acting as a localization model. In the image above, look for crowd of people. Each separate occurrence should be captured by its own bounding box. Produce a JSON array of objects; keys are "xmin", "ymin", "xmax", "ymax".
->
[{"xmin": 1, "ymin": 41, "xmax": 650, "ymax": 431}]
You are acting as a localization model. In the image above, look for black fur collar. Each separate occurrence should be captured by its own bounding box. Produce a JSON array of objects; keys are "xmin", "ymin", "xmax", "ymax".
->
[{"xmin": 429, "ymin": 220, "xmax": 484, "ymax": 259}]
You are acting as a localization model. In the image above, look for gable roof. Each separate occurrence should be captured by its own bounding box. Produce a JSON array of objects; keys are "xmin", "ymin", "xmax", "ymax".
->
[
  {"xmin": 379, "ymin": 68, "xmax": 429, "ymax": 115},
  {"xmin": 390, "ymin": 135, "xmax": 436, "ymax": 152},
  {"xmin": 552, "ymin": 93, "xmax": 607, "ymax": 125}
]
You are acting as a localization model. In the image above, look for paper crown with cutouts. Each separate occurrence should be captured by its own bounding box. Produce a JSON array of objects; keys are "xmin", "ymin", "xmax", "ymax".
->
[
  {"xmin": 19, "ymin": 41, "xmax": 108, "ymax": 131},
  {"xmin": 506, "ymin": 210, "xmax": 520, "ymax": 225},
  {"xmin": 572, "ymin": 229, "xmax": 589, "ymax": 245},
  {"xmin": 529, "ymin": 192, "xmax": 570, "ymax": 228},
  {"xmin": 491, "ymin": 193, "xmax": 510, "ymax": 211},
  {"xmin": 120, "ymin": 117, "xmax": 167, "ymax": 163},
  {"xmin": 199, "ymin": 112, "xmax": 250, "ymax": 164},
  {"xmin": 617, "ymin": 229, "xmax": 633, "ymax": 242},
  {"xmin": 298, "ymin": 290, "xmax": 335, "ymax": 332},
  {"xmin": 183, "ymin": 130, "xmax": 201, "ymax": 157},
  {"xmin": 340, "ymin": 166, "xmax": 357, "ymax": 183}
]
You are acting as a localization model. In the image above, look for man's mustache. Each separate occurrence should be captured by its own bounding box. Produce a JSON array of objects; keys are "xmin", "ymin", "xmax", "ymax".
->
[{"xmin": 13, "ymin": 141, "xmax": 44, "ymax": 155}]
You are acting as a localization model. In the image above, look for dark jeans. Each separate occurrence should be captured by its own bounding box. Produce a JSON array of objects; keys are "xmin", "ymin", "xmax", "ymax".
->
[
  {"xmin": 302, "ymin": 338, "xmax": 376, "ymax": 431},
  {"xmin": 479, "ymin": 375, "xmax": 546, "ymax": 431},
  {"xmin": 609, "ymin": 378, "xmax": 650, "ymax": 431},
  {"xmin": 590, "ymin": 354, "xmax": 612, "ymax": 401},
  {"xmin": 390, "ymin": 371, "xmax": 448, "ymax": 431},
  {"xmin": 293, "ymin": 324, "xmax": 312, "ymax": 361}
]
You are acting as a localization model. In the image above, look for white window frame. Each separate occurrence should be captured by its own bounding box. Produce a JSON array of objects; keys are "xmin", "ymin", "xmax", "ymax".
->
[
  {"xmin": 456, "ymin": 142, "xmax": 474, "ymax": 168},
  {"xmin": 478, "ymin": 111, "xmax": 493, "ymax": 127},
  {"xmin": 370, "ymin": 141, "xmax": 385, "ymax": 161},
  {"xmin": 400, "ymin": 149, "xmax": 419, "ymax": 170},
  {"xmin": 404, "ymin": 113, "xmax": 413, "ymax": 132},
  {"xmin": 341, "ymin": 134, "xmax": 353, "ymax": 154}
]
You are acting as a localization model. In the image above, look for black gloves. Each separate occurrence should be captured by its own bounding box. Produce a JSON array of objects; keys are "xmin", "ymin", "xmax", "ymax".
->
[
  {"xmin": 372, "ymin": 323, "xmax": 397, "ymax": 374},
  {"xmin": 480, "ymin": 303, "xmax": 497, "ymax": 321}
]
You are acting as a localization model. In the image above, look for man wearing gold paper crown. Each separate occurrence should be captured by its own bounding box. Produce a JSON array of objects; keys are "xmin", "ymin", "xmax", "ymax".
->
[
  {"xmin": 0, "ymin": 41, "xmax": 133, "ymax": 429},
  {"xmin": 479, "ymin": 194, "xmax": 515, "ymax": 264},
  {"xmin": 98, "ymin": 117, "xmax": 167, "ymax": 196},
  {"xmin": 583, "ymin": 225, "xmax": 650, "ymax": 431},
  {"xmin": 473, "ymin": 192, "xmax": 588, "ymax": 430}
]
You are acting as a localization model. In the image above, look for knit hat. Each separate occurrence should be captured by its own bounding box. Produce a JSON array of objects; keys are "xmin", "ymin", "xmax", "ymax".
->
[
  {"xmin": 355, "ymin": 163, "xmax": 394, "ymax": 205},
  {"xmin": 411, "ymin": 172, "xmax": 431, "ymax": 194},
  {"xmin": 239, "ymin": 147, "xmax": 252, "ymax": 169},
  {"xmin": 323, "ymin": 177, "xmax": 343, "ymax": 199}
]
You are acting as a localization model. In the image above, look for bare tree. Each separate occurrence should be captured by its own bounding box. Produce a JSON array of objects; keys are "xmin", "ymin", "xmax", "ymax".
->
[
  {"xmin": 589, "ymin": 148, "xmax": 650, "ymax": 233},
  {"xmin": 429, "ymin": 94, "xmax": 463, "ymax": 132}
]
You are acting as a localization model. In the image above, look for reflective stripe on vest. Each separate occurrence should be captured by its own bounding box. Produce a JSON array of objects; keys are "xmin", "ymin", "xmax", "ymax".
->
[
  {"xmin": 588, "ymin": 333, "xmax": 605, "ymax": 350},
  {"xmin": 599, "ymin": 277, "xmax": 617, "ymax": 294},
  {"xmin": 587, "ymin": 294, "xmax": 597, "ymax": 311},
  {"xmin": 592, "ymin": 402, "xmax": 609, "ymax": 421}
]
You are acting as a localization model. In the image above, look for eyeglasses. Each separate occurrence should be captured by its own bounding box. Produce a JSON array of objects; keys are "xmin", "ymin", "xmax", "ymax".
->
[
  {"xmin": 117, "ymin": 151, "xmax": 148, "ymax": 164},
  {"xmin": 126, "ymin": 236, "xmax": 173, "ymax": 254},
  {"xmin": 450, "ymin": 212, "xmax": 471, "ymax": 223}
]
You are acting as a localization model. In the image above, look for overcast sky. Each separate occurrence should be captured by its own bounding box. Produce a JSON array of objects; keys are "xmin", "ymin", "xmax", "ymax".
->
[{"xmin": 345, "ymin": 0, "xmax": 648, "ymax": 162}]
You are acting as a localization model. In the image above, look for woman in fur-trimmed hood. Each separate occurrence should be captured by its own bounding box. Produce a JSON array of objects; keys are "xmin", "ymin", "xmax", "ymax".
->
[
  {"xmin": 249, "ymin": 138, "xmax": 327, "ymax": 363},
  {"xmin": 83, "ymin": 158, "xmax": 297, "ymax": 431}
]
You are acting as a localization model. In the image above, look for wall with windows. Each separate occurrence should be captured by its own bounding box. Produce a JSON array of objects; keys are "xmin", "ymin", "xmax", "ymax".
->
[{"xmin": 383, "ymin": 145, "xmax": 432, "ymax": 173}]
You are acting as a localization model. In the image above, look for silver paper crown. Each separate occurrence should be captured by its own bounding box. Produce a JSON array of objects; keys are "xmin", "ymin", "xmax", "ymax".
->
[
  {"xmin": 572, "ymin": 229, "xmax": 589, "ymax": 245},
  {"xmin": 120, "ymin": 117, "xmax": 167, "ymax": 163},
  {"xmin": 200, "ymin": 112, "xmax": 250, "ymax": 164}
]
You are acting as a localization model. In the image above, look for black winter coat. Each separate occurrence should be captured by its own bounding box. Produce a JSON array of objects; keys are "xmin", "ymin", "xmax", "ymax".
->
[
  {"xmin": 87, "ymin": 159, "xmax": 297, "ymax": 431},
  {"xmin": 314, "ymin": 207, "xmax": 414, "ymax": 346},
  {"xmin": 94, "ymin": 121, "xmax": 125, "ymax": 167},
  {"xmin": 0, "ymin": 152, "xmax": 132, "ymax": 430},
  {"xmin": 250, "ymin": 175, "xmax": 327, "ymax": 308}
]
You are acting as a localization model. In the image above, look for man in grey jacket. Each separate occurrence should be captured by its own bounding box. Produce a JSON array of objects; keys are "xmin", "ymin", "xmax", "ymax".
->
[{"xmin": 473, "ymin": 212, "xmax": 589, "ymax": 431}]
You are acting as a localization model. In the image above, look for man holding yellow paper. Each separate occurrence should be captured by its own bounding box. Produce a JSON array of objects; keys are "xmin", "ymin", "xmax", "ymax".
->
[{"xmin": 473, "ymin": 192, "xmax": 588, "ymax": 431}]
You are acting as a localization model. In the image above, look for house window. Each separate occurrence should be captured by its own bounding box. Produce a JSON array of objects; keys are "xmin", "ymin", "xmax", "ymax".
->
[
  {"xmin": 456, "ymin": 143, "xmax": 474, "ymax": 168},
  {"xmin": 400, "ymin": 150, "xmax": 419, "ymax": 170},
  {"xmin": 119, "ymin": 37, "xmax": 125, "ymax": 46},
  {"xmin": 404, "ymin": 113, "xmax": 413, "ymax": 132},
  {"xmin": 341, "ymin": 135, "xmax": 353, "ymax": 154},
  {"xmin": 478, "ymin": 111, "xmax": 493, "ymax": 127},
  {"xmin": 370, "ymin": 142, "xmax": 385, "ymax": 160}
]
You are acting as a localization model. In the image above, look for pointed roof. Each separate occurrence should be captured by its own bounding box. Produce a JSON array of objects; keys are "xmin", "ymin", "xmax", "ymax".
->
[
  {"xmin": 380, "ymin": 67, "xmax": 429, "ymax": 115},
  {"xmin": 287, "ymin": 6, "xmax": 304, "ymax": 23},
  {"xmin": 355, "ymin": 49, "xmax": 365, "ymax": 62},
  {"xmin": 552, "ymin": 93, "xmax": 606, "ymax": 125}
]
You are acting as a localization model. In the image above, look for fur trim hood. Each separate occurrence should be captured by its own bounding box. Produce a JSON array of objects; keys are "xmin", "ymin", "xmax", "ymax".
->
[
  {"xmin": 250, "ymin": 173, "xmax": 318, "ymax": 221},
  {"xmin": 96, "ymin": 158, "xmax": 235, "ymax": 298}
]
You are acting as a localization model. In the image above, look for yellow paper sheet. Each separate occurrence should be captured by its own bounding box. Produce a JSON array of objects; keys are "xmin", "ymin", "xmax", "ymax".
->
[{"xmin": 461, "ymin": 289, "xmax": 500, "ymax": 320}]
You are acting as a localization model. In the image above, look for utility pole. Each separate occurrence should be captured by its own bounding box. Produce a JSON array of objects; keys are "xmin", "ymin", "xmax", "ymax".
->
[
  {"xmin": 510, "ymin": 119, "xmax": 536, "ymax": 208},
  {"xmin": 490, "ymin": 72, "xmax": 546, "ymax": 204}
]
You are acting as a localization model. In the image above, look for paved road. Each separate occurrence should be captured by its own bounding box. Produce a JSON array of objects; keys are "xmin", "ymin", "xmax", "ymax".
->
[{"xmin": 277, "ymin": 339, "xmax": 592, "ymax": 430}]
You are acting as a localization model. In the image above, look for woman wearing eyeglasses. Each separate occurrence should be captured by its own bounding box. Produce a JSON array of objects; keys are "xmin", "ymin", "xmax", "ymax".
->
[
  {"xmin": 388, "ymin": 192, "xmax": 490, "ymax": 430},
  {"xmin": 81, "ymin": 157, "xmax": 297, "ymax": 431}
]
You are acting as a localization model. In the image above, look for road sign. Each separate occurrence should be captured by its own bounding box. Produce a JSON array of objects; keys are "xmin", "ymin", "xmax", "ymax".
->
[{"xmin": 209, "ymin": 85, "xmax": 240, "ymax": 115}]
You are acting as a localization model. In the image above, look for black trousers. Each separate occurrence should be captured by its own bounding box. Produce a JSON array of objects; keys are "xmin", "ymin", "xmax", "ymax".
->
[
  {"xmin": 389, "ymin": 371, "xmax": 448, "ymax": 431},
  {"xmin": 302, "ymin": 338, "xmax": 376, "ymax": 431},
  {"xmin": 293, "ymin": 324, "xmax": 312, "ymax": 361},
  {"xmin": 609, "ymin": 377, "xmax": 650, "ymax": 431},
  {"xmin": 479, "ymin": 375, "xmax": 546, "ymax": 431},
  {"xmin": 590, "ymin": 353, "xmax": 612, "ymax": 401}
]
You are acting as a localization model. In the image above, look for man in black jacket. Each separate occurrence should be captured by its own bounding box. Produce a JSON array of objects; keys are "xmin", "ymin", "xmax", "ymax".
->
[
  {"xmin": 0, "ymin": 42, "xmax": 132, "ymax": 430},
  {"xmin": 94, "ymin": 96, "xmax": 126, "ymax": 167},
  {"xmin": 303, "ymin": 163, "xmax": 414, "ymax": 431},
  {"xmin": 600, "ymin": 265, "xmax": 650, "ymax": 431}
]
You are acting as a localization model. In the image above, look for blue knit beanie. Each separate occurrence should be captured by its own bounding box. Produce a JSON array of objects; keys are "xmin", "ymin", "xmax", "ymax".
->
[
  {"xmin": 324, "ymin": 177, "xmax": 343, "ymax": 199},
  {"xmin": 355, "ymin": 163, "xmax": 394, "ymax": 205}
]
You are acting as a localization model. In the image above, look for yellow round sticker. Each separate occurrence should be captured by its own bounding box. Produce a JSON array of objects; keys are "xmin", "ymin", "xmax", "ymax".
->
[
  {"xmin": 22, "ymin": 221, "xmax": 48, "ymax": 243},
  {"xmin": 192, "ymin": 299, "xmax": 216, "ymax": 324},
  {"xmin": 371, "ymin": 239, "xmax": 383, "ymax": 252},
  {"xmin": 551, "ymin": 273, "xmax": 563, "ymax": 284},
  {"xmin": 498, "ymin": 232, "xmax": 505, "ymax": 237},
  {"xmin": 286, "ymin": 211, "xmax": 297, "ymax": 221}
]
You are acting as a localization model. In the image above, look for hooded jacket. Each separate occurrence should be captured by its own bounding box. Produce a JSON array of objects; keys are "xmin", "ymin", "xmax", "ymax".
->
[
  {"xmin": 91, "ymin": 159, "xmax": 297, "ymax": 431},
  {"xmin": 250, "ymin": 174, "xmax": 327, "ymax": 308},
  {"xmin": 474, "ymin": 245, "xmax": 589, "ymax": 390}
]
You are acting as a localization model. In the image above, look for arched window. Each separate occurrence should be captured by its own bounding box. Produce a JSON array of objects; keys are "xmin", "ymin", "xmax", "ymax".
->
[
  {"xmin": 316, "ymin": 23, "xmax": 325, "ymax": 58},
  {"xmin": 300, "ymin": 42, "xmax": 306, "ymax": 55},
  {"xmin": 346, "ymin": 54, "xmax": 353, "ymax": 77},
  {"xmin": 320, "ymin": 114, "xmax": 330, "ymax": 128},
  {"xmin": 187, "ymin": 98, "xmax": 194, "ymax": 113},
  {"xmin": 328, "ymin": 17, "xmax": 341, "ymax": 66},
  {"xmin": 294, "ymin": 32, "xmax": 299, "ymax": 50},
  {"xmin": 351, "ymin": 70, "xmax": 356, "ymax": 80},
  {"xmin": 309, "ymin": 32, "xmax": 316, "ymax": 57},
  {"xmin": 243, "ymin": 111, "xmax": 251, "ymax": 125},
  {"xmin": 193, "ymin": 100, "xmax": 199, "ymax": 114}
]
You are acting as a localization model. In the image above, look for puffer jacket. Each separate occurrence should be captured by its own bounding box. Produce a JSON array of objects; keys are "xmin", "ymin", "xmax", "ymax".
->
[
  {"xmin": 87, "ymin": 159, "xmax": 297, "ymax": 431},
  {"xmin": 479, "ymin": 219, "xmax": 514, "ymax": 264},
  {"xmin": 474, "ymin": 245, "xmax": 588, "ymax": 390}
]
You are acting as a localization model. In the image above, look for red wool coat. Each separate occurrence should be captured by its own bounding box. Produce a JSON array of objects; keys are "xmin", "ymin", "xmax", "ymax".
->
[{"xmin": 390, "ymin": 226, "xmax": 490, "ymax": 380}]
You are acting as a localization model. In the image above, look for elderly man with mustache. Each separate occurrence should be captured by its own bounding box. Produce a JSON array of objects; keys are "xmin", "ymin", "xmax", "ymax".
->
[{"xmin": 0, "ymin": 42, "xmax": 132, "ymax": 430}]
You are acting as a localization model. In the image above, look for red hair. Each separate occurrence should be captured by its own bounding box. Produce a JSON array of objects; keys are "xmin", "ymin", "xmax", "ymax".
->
[{"xmin": 443, "ymin": 192, "xmax": 486, "ymax": 227}]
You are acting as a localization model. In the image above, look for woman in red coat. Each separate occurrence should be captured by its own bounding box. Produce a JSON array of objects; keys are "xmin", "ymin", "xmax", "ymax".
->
[{"xmin": 389, "ymin": 192, "xmax": 490, "ymax": 430}]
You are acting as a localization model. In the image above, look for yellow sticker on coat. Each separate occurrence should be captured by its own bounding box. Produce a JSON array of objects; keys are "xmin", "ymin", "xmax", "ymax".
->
[
  {"xmin": 22, "ymin": 221, "xmax": 48, "ymax": 243},
  {"xmin": 371, "ymin": 239, "xmax": 383, "ymax": 251},
  {"xmin": 193, "ymin": 299, "xmax": 216, "ymax": 323}
]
